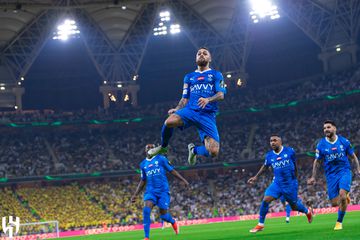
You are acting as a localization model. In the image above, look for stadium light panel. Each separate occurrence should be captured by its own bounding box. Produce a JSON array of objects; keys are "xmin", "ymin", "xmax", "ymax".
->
[
  {"xmin": 124, "ymin": 93, "xmax": 130, "ymax": 102},
  {"xmin": 170, "ymin": 24, "xmax": 181, "ymax": 34},
  {"xmin": 159, "ymin": 11, "xmax": 170, "ymax": 17},
  {"xmin": 110, "ymin": 94, "xmax": 117, "ymax": 102},
  {"xmin": 53, "ymin": 19, "xmax": 80, "ymax": 41},
  {"xmin": 154, "ymin": 10, "xmax": 180, "ymax": 37},
  {"xmin": 250, "ymin": 0, "xmax": 280, "ymax": 23}
]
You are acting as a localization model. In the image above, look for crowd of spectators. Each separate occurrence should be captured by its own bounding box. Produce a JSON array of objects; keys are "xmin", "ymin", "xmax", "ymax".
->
[
  {"xmin": 0, "ymin": 97, "xmax": 358, "ymax": 178},
  {"xmin": 0, "ymin": 64, "xmax": 358, "ymax": 177},
  {"xmin": 16, "ymin": 184, "xmax": 114, "ymax": 230},
  {"xmin": 1, "ymin": 161, "xmax": 359, "ymax": 232}
]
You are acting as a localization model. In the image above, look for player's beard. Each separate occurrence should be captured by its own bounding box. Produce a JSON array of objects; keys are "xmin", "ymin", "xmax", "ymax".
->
[
  {"xmin": 325, "ymin": 131, "xmax": 334, "ymax": 138},
  {"xmin": 197, "ymin": 58, "xmax": 208, "ymax": 67}
]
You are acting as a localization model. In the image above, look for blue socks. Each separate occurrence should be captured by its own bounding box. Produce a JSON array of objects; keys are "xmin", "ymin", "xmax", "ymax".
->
[
  {"xmin": 160, "ymin": 213, "xmax": 175, "ymax": 224},
  {"xmin": 194, "ymin": 146, "xmax": 210, "ymax": 157},
  {"xmin": 161, "ymin": 124, "xmax": 174, "ymax": 148},
  {"xmin": 259, "ymin": 201, "xmax": 270, "ymax": 224},
  {"xmin": 337, "ymin": 210, "xmax": 346, "ymax": 223},
  {"xmin": 286, "ymin": 204, "xmax": 291, "ymax": 218},
  {"xmin": 295, "ymin": 200, "xmax": 308, "ymax": 214},
  {"xmin": 143, "ymin": 207, "xmax": 176, "ymax": 238},
  {"xmin": 143, "ymin": 206, "xmax": 151, "ymax": 238}
]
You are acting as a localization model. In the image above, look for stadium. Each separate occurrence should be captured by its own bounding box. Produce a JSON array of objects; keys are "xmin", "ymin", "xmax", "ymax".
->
[{"xmin": 0, "ymin": 0, "xmax": 359, "ymax": 239}]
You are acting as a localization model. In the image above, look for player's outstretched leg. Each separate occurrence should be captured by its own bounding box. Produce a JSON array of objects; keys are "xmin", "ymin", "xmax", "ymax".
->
[
  {"xmin": 160, "ymin": 209, "xmax": 179, "ymax": 235},
  {"xmin": 290, "ymin": 199, "xmax": 313, "ymax": 223},
  {"xmin": 188, "ymin": 137, "xmax": 219, "ymax": 165},
  {"xmin": 148, "ymin": 115, "xmax": 183, "ymax": 157},
  {"xmin": 250, "ymin": 197, "xmax": 273, "ymax": 233},
  {"xmin": 143, "ymin": 205, "xmax": 152, "ymax": 240},
  {"xmin": 285, "ymin": 204, "xmax": 291, "ymax": 223},
  {"xmin": 334, "ymin": 189, "xmax": 349, "ymax": 230}
]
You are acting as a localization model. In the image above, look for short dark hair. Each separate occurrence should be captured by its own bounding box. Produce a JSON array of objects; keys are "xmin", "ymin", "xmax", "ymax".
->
[
  {"xmin": 324, "ymin": 120, "xmax": 336, "ymax": 127},
  {"xmin": 198, "ymin": 46, "xmax": 210, "ymax": 52},
  {"xmin": 270, "ymin": 134, "xmax": 281, "ymax": 139}
]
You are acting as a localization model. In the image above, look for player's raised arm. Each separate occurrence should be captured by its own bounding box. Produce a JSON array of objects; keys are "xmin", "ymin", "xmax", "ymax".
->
[
  {"xmin": 198, "ymin": 92, "xmax": 224, "ymax": 109},
  {"xmin": 248, "ymin": 164, "xmax": 268, "ymax": 184},
  {"xmin": 198, "ymin": 72, "xmax": 226, "ymax": 109},
  {"xmin": 168, "ymin": 96, "xmax": 188, "ymax": 115},
  {"xmin": 131, "ymin": 179, "xmax": 146, "ymax": 203},
  {"xmin": 307, "ymin": 159, "xmax": 320, "ymax": 185},
  {"xmin": 170, "ymin": 169, "xmax": 190, "ymax": 188},
  {"xmin": 345, "ymin": 138, "xmax": 360, "ymax": 176},
  {"xmin": 131, "ymin": 165, "xmax": 147, "ymax": 203},
  {"xmin": 349, "ymin": 153, "xmax": 360, "ymax": 176},
  {"xmin": 168, "ymin": 82, "xmax": 189, "ymax": 114},
  {"xmin": 308, "ymin": 141, "xmax": 323, "ymax": 185}
]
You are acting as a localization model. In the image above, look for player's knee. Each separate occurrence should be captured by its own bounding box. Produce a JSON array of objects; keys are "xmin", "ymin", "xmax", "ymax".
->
[
  {"xmin": 164, "ymin": 116, "xmax": 180, "ymax": 128},
  {"xmin": 208, "ymin": 147, "xmax": 219, "ymax": 157},
  {"xmin": 339, "ymin": 193, "xmax": 347, "ymax": 205},
  {"xmin": 331, "ymin": 200, "xmax": 338, "ymax": 207},
  {"xmin": 290, "ymin": 204, "xmax": 297, "ymax": 210},
  {"xmin": 263, "ymin": 196, "xmax": 273, "ymax": 203},
  {"xmin": 159, "ymin": 209, "xmax": 167, "ymax": 215}
]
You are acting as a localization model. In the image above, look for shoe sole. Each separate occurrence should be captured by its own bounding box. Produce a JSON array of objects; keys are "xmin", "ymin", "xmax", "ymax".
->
[{"xmin": 188, "ymin": 144, "xmax": 196, "ymax": 165}]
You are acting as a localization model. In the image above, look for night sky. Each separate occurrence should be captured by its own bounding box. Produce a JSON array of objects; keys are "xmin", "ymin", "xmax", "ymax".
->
[{"xmin": 23, "ymin": 15, "xmax": 324, "ymax": 110}]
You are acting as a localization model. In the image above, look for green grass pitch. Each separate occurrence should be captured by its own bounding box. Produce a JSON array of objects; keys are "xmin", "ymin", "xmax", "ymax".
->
[{"xmin": 53, "ymin": 211, "xmax": 360, "ymax": 240}]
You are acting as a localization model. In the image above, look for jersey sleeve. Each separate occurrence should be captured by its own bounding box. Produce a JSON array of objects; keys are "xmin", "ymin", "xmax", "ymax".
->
[
  {"xmin": 182, "ymin": 74, "xmax": 190, "ymax": 99},
  {"xmin": 214, "ymin": 71, "xmax": 227, "ymax": 94},
  {"xmin": 160, "ymin": 156, "xmax": 174, "ymax": 172},
  {"xmin": 344, "ymin": 138, "xmax": 355, "ymax": 155},
  {"xmin": 315, "ymin": 142, "xmax": 323, "ymax": 160},
  {"xmin": 264, "ymin": 153, "xmax": 271, "ymax": 167},
  {"xmin": 290, "ymin": 147, "xmax": 296, "ymax": 163},
  {"xmin": 140, "ymin": 164, "xmax": 146, "ymax": 181}
]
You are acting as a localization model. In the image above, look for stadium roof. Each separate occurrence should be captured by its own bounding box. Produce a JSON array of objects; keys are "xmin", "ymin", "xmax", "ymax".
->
[
  {"xmin": 0, "ymin": 0, "xmax": 359, "ymax": 110},
  {"xmin": 0, "ymin": 0, "xmax": 238, "ymax": 48}
]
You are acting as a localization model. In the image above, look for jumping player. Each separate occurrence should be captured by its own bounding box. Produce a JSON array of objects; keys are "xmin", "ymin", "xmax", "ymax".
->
[{"xmin": 148, "ymin": 47, "xmax": 226, "ymax": 165}]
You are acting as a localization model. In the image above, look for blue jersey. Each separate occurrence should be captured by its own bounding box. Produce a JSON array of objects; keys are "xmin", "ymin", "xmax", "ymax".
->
[
  {"xmin": 140, "ymin": 155, "xmax": 174, "ymax": 194},
  {"xmin": 315, "ymin": 135, "xmax": 354, "ymax": 177},
  {"xmin": 264, "ymin": 146, "xmax": 297, "ymax": 187},
  {"xmin": 182, "ymin": 69, "xmax": 226, "ymax": 113}
]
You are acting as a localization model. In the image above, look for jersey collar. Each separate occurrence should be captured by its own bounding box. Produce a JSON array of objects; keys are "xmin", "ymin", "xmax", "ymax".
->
[
  {"xmin": 195, "ymin": 68, "xmax": 212, "ymax": 74},
  {"xmin": 325, "ymin": 135, "xmax": 338, "ymax": 144},
  {"xmin": 145, "ymin": 156, "xmax": 156, "ymax": 161},
  {"xmin": 273, "ymin": 146, "xmax": 284, "ymax": 155}
]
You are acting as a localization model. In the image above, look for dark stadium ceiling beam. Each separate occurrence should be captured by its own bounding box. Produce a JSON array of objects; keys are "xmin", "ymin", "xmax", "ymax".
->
[
  {"xmin": 75, "ymin": 2, "xmax": 158, "ymax": 83},
  {"xmin": 279, "ymin": 0, "xmax": 360, "ymax": 50},
  {"xmin": 1, "ymin": 5, "xmax": 65, "ymax": 83},
  {"xmin": 168, "ymin": 0, "xmax": 251, "ymax": 75}
]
